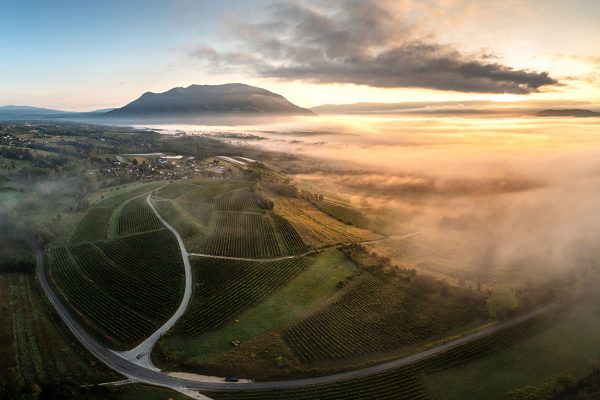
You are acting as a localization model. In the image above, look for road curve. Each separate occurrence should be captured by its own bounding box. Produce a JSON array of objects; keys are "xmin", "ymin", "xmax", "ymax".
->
[
  {"xmin": 114, "ymin": 194, "xmax": 194, "ymax": 369},
  {"xmin": 33, "ymin": 239, "xmax": 557, "ymax": 393}
]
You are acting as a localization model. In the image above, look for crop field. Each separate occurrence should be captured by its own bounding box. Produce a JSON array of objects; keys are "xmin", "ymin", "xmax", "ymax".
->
[
  {"xmin": 49, "ymin": 229, "xmax": 185, "ymax": 347},
  {"xmin": 424, "ymin": 304, "xmax": 600, "ymax": 399},
  {"xmin": 216, "ymin": 187, "xmax": 261, "ymax": 212},
  {"xmin": 314, "ymin": 198, "xmax": 372, "ymax": 230},
  {"xmin": 199, "ymin": 212, "xmax": 282, "ymax": 258},
  {"xmin": 270, "ymin": 213, "xmax": 309, "ymax": 254},
  {"xmin": 117, "ymin": 196, "xmax": 163, "ymax": 235},
  {"xmin": 155, "ymin": 250, "xmax": 355, "ymax": 374},
  {"xmin": 94, "ymin": 181, "xmax": 164, "ymax": 207},
  {"xmin": 284, "ymin": 275, "xmax": 476, "ymax": 362},
  {"xmin": 209, "ymin": 313, "xmax": 558, "ymax": 400},
  {"xmin": 181, "ymin": 180, "xmax": 247, "ymax": 203},
  {"xmin": 273, "ymin": 195, "xmax": 380, "ymax": 248},
  {"xmin": 70, "ymin": 206, "xmax": 114, "ymax": 242},
  {"xmin": 180, "ymin": 256, "xmax": 313, "ymax": 337},
  {"xmin": 0, "ymin": 273, "xmax": 115, "ymax": 385},
  {"xmin": 156, "ymin": 182, "xmax": 202, "ymax": 199},
  {"xmin": 70, "ymin": 182, "xmax": 165, "ymax": 243},
  {"xmin": 153, "ymin": 199, "xmax": 207, "ymax": 251},
  {"xmin": 178, "ymin": 200, "xmax": 215, "ymax": 227}
]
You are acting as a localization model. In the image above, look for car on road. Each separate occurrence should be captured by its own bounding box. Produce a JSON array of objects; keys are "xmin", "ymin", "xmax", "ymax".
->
[{"xmin": 225, "ymin": 376, "xmax": 239, "ymax": 383}]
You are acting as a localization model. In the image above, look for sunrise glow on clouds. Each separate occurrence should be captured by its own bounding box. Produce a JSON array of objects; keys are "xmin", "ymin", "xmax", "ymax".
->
[{"xmin": 0, "ymin": 0, "xmax": 598, "ymax": 111}]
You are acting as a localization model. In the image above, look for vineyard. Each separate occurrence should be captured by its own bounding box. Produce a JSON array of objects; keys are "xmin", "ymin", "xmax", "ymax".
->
[
  {"xmin": 117, "ymin": 196, "xmax": 163, "ymax": 235},
  {"xmin": 284, "ymin": 275, "xmax": 477, "ymax": 362},
  {"xmin": 216, "ymin": 187, "xmax": 261, "ymax": 212},
  {"xmin": 0, "ymin": 273, "xmax": 116, "ymax": 386},
  {"xmin": 199, "ymin": 212, "xmax": 283, "ymax": 258},
  {"xmin": 70, "ymin": 182, "xmax": 164, "ymax": 243},
  {"xmin": 153, "ymin": 199, "xmax": 207, "ymax": 252},
  {"xmin": 70, "ymin": 207, "xmax": 114, "ymax": 243},
  {"xmin": 156, "ymin": 182, "xmax": 202, "ymax": 199},
  {"xmin": 180, "ymin": 256, "xmax": 313, "ymax": 337},
  {"xmin": 273, "ymin": 195, "xmax": 380, "ymax": 248},
  {"xmin": 49, "ymin": 229, "xmax": 185, "ymax": 347},
  {"xmin": 209, "ymin": 314, "xmax": 558, "ymax": 400},
  {"xmin": 269, "ymin": 212, "xmax": 309, "ymax": 254},
  {"xmin": 95, "ymin": 182, "xmax": 164, "ymax": 207},
  {"xmin": 178, "ymin": 201, "xmax": 214, "ymax": 227},
  {"xmin": 181, "ymin": 180, "xmax": 247, "ymax": 203}
]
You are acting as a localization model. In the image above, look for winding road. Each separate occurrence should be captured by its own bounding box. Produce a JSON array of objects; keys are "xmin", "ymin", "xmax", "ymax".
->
[
  {"xmin": 113, "ymin": 194, "xmax": 194, "ymax": 370},
  {"xmin": 32, "ymin": 195, "xmax": 558, "ymax": 394}
]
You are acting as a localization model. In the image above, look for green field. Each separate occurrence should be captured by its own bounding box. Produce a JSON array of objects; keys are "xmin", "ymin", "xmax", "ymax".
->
[
  {"xmin": 156, "ymin": 249, "xmax": 356, "ymax": 376},
  {"xmin": 50, "ymin": 228, "xmax": 185, "ymax": 348},
  {"xmin": 199, "ymin": 212, "xmax": 283, "ymax": 258},
  {"xmin": 153, "ymin": 181, "xmax": 311, "ymax": 258},
  {"xmin": 284, "ymin": 274, "xmax": 479, "ymax": 363},
  {"xmin": 423, "ymin": 303, "xmax": 600, "ymax": 399},
  {"xmin": 207, "ymin": 313, "xmax": 559, "ymax": 400},
  {"xmin": 0, "ymin": 273, "xmax": 116, "ymax": 386},
  {"xmin": 180, "ymin": 256, "xmax": 313, "ymax": 337},
  {"xmin": 117, "ymin": 195, "xmax": 162, "ymax": 235}
]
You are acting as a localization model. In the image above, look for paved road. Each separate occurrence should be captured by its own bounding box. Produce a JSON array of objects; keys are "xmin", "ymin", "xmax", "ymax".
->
[
  {"xmin": 114, "ymin": 194, "xmax": 194, "ymax": 370},
  {"xmin": 33, "ymin": 240, "xmax": 557, "ymax": 393}
]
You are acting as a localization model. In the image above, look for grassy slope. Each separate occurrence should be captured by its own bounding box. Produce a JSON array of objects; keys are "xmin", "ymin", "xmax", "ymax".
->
[
  {"xmin": 0, "ymin": 273, "xmax": 117, "ymax": 385},
  {"xmin": 156, "ymin": 249, "xmax": 355, "ymax": 369},
  {"xmin": 424, "ymin": 302, "xmax": 600, "ymax": 400}
]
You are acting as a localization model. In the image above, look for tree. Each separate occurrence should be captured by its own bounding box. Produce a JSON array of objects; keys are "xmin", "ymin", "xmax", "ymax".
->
[
  {"xmin": 6, "ymin": 369, "xmax": 26, "ymax": 400},
  {"xmin": 486, "ymin": 288, "xmax": 519, "ymax": 319}
]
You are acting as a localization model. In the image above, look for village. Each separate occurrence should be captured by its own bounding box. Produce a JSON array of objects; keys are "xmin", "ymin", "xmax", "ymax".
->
[{"xmin": 96, "ymin": 153, "xmax": 256, "ymax": 181}]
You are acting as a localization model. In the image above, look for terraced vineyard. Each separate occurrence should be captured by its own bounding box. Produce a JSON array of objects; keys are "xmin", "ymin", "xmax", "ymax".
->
[
  {"xmin": 70, "ymin": 207, "xmax": 114, "ymax": 242},
  {"xmin": 181, "ymin": 257, "xmax": 313, "ymax": 337},
  {"xmin": 210, "ymin": 314, "xmax": 558, "ymax": 400},
  {"xmin": 284, "ymin": 275, "xmax": 476, "ymax": 362},
  {"xmin": 199, "ymin": 212, "xmax": 282, "ymax": 258},
  {"xmin": 49, "ymin": 229, "xmax": 185, "ymax": 347},
  {"xmin": 118, "ymin": 196, "xmax": 163, "ymax": 235}
]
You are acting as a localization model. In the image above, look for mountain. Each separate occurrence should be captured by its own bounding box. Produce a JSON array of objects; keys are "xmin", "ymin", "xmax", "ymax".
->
[
  {"xmin": 105, "ymin": 83, "xmax": 315, "ymax": 119},
  {"xmin": 535, "ymin": 109, "xmax": 600, "ymax": 118},
  {"xmin": 0, "ymin": 105, "xmax": 69, "ymax": 116}
]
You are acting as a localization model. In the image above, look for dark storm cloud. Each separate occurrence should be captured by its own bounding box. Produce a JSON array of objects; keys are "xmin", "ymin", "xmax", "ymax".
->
[{"xmin": 191, "ymin": 1, "xmax": 558, "ymax": 94}]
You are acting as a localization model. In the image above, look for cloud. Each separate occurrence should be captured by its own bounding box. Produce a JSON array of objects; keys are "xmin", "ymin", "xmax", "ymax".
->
[{"xmin": 191, "ymin": 0, "xmax": 558, "ymax": 94}]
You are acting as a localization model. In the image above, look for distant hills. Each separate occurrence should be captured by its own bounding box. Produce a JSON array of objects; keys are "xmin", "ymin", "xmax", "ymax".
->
[
  {"xmin": 535, "ymin": 109, "xmax": 600, "ymax": 118},
  {"xmin": 0, "ymin": 105, "xmax": 69, "ymax": 117},
  {"xmin": 105, "ymin": 83, "xmax": 314, "ymax": 119},
  {"xmin": 0, "ymin": 84, "xmax": 314, "ymax": 122}
]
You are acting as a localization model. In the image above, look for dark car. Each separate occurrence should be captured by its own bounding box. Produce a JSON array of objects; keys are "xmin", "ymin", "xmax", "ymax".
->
[{"xmin": 225, "ymin": 376, "xmax": 239, "ymax": 383}]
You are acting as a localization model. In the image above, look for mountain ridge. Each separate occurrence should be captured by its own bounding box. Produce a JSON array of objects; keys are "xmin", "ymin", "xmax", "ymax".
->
[{"xmin": 105, "ymin": 83, "xmax": 315, "ymax": 119}]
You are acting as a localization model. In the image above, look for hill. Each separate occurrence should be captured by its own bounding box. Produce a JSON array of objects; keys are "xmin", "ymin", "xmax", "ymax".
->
[
  {"xmin": 535, "ymin": 109, "xmax": 600, "ymax": 118},
  {"xmin": 105, "ymin": 83, "xmax": 315, "ymax": 119},
  {"xmin": 0, "ymin": 105, "xmax": 69, "ymax": 117}
]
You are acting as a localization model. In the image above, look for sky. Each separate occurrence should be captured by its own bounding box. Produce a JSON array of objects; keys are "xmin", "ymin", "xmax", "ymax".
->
[{"xmin": 0, "ymin": 0, "xmax": 599, "ymax": 111}]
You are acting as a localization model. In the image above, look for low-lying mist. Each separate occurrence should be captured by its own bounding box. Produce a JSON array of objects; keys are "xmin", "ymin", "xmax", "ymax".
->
[{"xmin": 162, "ymin": 114, "xmax": 600, "ymax": 285}]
